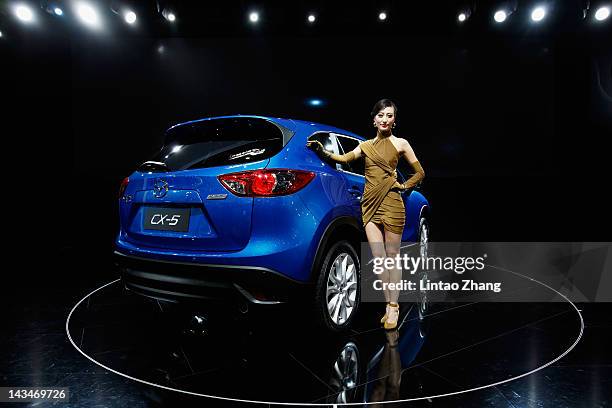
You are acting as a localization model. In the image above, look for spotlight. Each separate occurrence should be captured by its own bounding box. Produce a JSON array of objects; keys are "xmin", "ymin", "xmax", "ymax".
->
[
  {"xmin": 14, "ymin": 4, "xmax": 34, "ymax": 23},
  {"xmin": 75, "ymin": 2, "xmax": 100, "ymax": 28},
  {"xmin": 0, "ymin": 30, "xmax": 3, "ymax": 38},
  {"xmin": 308, "ymin": 99, "xmax": 324, "ymax": 107},
  {"xmin": 157, "ymin": 45, "xmax": 164, "ymax": 53},
  {"xmin": 307, "ymin": 14, "xmax": 316, "ymax": 23},
  {"xmin": 161, "ymin": 8, "xmax": 176, "ymax": 22},
  {"xmin": 531, "ymin": 6, "xmax": 546, "ymax": 22},
  {"xmin": 249, "ymin": 11, "xmax": 259, "ymax": 23},
  {"xmin": 457, "ymin": 8, "xmax": 472, "ymax": 23},
  {"xmin": 124, "ymin": 10, "xmax": 136, "ymax": 24},
  {"xmin": 378, "ymin": 11, "xmax": 387, "ymax": 21},
  {"xmin": 595, "ymin": 6, "xmax": 610, "ymax": 21},
  {"xmin": 43, "ymin": 2, "xmax": 65, "ymax": 17},
  {"xmin": 494, "ymin": 9, "xmax": 508, "ymax": 23}
]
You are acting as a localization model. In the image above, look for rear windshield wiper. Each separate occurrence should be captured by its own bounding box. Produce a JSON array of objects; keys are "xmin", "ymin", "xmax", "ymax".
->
[{"xmin": 137, "ymin": 161, "xmax": 170, "ymax": 173}]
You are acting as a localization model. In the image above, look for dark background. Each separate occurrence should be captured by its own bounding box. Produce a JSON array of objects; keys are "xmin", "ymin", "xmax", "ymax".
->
[
  {"xmin": 1, "ymin": 2, "xmax": 611, "ymax": 407},
  {"xmin": 1, "ymin": 0, "xmax": 611, "ymax": 287}
]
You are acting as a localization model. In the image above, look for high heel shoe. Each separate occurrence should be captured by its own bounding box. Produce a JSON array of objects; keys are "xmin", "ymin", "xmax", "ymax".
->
[
  {"xmin": 384, "ymin": 302, "xmax": 399, "ymax": 330},
  {"xmin": 380, "ymin": 303, "xmax": 391, "ymax": 324}
]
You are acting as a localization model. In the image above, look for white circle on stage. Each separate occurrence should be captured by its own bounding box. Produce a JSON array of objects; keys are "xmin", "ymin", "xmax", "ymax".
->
[{"xmin": 66, "ymin": 265, "xmax": 584, "ymax": 406}]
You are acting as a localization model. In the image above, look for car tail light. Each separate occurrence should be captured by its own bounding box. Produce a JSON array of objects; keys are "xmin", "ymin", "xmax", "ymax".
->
[
  {"xmin": 218, "ymin": 169, "xmax": 315, "ymax": 197},
  {"xmin": 118, "ymin": 177, "xmax": 129, "ymax": 198}
]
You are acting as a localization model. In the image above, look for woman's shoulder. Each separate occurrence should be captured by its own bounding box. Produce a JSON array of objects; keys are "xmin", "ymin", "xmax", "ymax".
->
[
  {"xmin": 387, "ymin": 135, "xmax": 407, "ymax": 151},
  {"xmin": 391, "ymin": 135, "xmax": 411, "ymax": 150}
]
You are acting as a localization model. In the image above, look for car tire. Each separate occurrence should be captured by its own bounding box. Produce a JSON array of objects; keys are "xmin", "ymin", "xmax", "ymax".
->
[{"xmin": 313, "ymin": 240, "xmax": 361, "ymax": 332}]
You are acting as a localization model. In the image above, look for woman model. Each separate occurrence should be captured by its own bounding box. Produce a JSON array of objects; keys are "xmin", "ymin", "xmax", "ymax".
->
[{"xmin": 307, "ymin": 99, "xmax": 425, "ymax": 329}]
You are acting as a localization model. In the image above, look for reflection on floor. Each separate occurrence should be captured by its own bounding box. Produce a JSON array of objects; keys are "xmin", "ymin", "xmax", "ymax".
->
[{"xmin": 3, "ymin": 265, "xmax": 610, "ymax": 407}]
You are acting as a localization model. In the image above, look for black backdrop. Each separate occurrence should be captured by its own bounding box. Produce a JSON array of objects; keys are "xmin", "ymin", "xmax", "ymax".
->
[{"xmin": 2, "ymin": 2, "xmax": 611, "ymax": 289}]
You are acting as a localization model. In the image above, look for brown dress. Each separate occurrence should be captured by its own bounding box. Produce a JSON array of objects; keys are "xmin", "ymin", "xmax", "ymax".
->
[{"xmin": 359, "ymin": 136, "xmax": 405, "ymax": 235}]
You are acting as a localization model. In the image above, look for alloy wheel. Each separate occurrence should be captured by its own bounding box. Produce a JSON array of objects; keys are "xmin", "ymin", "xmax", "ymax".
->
[
  {"xmin": 328, "ymin": 342, "xmax": 359, "ymax": 403},
  {"xmin": 419, "ymin": 219, "xmax": 429, "ymax": 258},
  {"xmin": 326, "ymin": 252, "xmax": 358, "ymax": 326}
]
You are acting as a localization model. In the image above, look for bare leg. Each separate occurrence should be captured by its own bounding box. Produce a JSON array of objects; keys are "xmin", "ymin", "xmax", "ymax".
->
[
  {"xmin": 365, "ymin": 222, "xmax": 388, "ymax": 303},
  {"xmin": 384, "ymin": 228, "xmax": 403, "ymax": 304}
]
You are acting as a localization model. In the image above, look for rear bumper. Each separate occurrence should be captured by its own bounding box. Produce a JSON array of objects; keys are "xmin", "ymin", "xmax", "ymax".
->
[{"xmin": 113, "ymin": 251, "xmax": 312, "ymax": 305}]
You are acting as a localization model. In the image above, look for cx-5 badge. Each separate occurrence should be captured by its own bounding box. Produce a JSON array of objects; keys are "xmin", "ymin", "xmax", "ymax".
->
[
  {"xmin": 207, "ymin": 194, "xmax": 228, "ymax": 200},
  {"xmin": 153, "ymin": 179, "xmax": 169, "ymax": 198}
]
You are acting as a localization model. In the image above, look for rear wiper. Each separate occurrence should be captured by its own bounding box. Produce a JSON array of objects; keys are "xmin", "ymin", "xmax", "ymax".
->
[{"xmin": 137, "ymin": 161, "xmax": 170, "ymax": 173}]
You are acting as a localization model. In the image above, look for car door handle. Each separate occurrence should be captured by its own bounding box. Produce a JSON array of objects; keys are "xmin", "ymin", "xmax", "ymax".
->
[{"xmin": 348, "ymin": 187, "xmax": 362, "ymax": 200}]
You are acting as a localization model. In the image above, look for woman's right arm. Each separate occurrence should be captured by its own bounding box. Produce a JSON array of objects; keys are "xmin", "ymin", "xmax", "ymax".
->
[{"xmin": 306, "ymin": 140, "xmax": 362, "ymax": 163}]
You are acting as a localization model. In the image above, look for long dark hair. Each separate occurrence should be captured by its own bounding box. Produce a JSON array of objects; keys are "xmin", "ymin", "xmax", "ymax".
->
[{"xmin": 370, "ymin": 99, "xmax": 398, "ymax": 119}]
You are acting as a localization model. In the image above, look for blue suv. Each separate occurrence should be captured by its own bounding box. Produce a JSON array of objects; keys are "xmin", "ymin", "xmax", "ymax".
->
[{"xmin": 115, "ymin": 115, "xmax": 430, "ymax": 331}]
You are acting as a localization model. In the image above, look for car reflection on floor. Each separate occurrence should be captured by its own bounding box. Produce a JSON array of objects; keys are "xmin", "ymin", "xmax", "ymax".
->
[
  {"xmin": 67, "ymin": 280, "xmax": 428, "ymax": 405},
  {"xmin": 67, "ymin": 278, "xmax": 583, "ymax": 407}
]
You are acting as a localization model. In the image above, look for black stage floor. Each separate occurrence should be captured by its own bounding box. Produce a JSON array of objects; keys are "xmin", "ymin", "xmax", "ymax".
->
[{"xmin": 2, "ymin": 251, "xmax": 611, "ymax": 408}]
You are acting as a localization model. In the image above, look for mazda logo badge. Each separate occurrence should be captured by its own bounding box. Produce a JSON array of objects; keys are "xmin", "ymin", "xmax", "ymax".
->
[{"xmin": 153, "ymin": 179, "xmax": 169, "ymax": 198}]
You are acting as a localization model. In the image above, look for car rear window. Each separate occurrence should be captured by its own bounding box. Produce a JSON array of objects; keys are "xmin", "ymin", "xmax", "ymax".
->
[{"xmin": 150, "ymin": 117, "xmax": 287, "ymax": 170}]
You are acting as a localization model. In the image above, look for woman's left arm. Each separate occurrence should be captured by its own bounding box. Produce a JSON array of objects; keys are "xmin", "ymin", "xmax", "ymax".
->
[{"xmin": 394, "ymin": 138, "xmax": 425, "ymax": 190}]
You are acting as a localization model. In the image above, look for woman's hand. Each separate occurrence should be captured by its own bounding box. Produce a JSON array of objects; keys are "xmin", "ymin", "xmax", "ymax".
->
[
  {"xmin": 307, "ymin": 140, "xmax": 358, "ymax": 163},
  {"xmin": 306, "ymin": 140, "xmax": 325, "ymax": 153},
  {"xmin": 393, "ymin": 181, "xmax": 407, "ymax": 190}
]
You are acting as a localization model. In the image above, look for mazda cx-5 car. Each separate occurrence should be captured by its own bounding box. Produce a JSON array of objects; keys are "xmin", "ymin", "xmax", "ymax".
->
[{"xmin": 114, "ymin": 115, "xmax": 430, "ymax": 331}]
